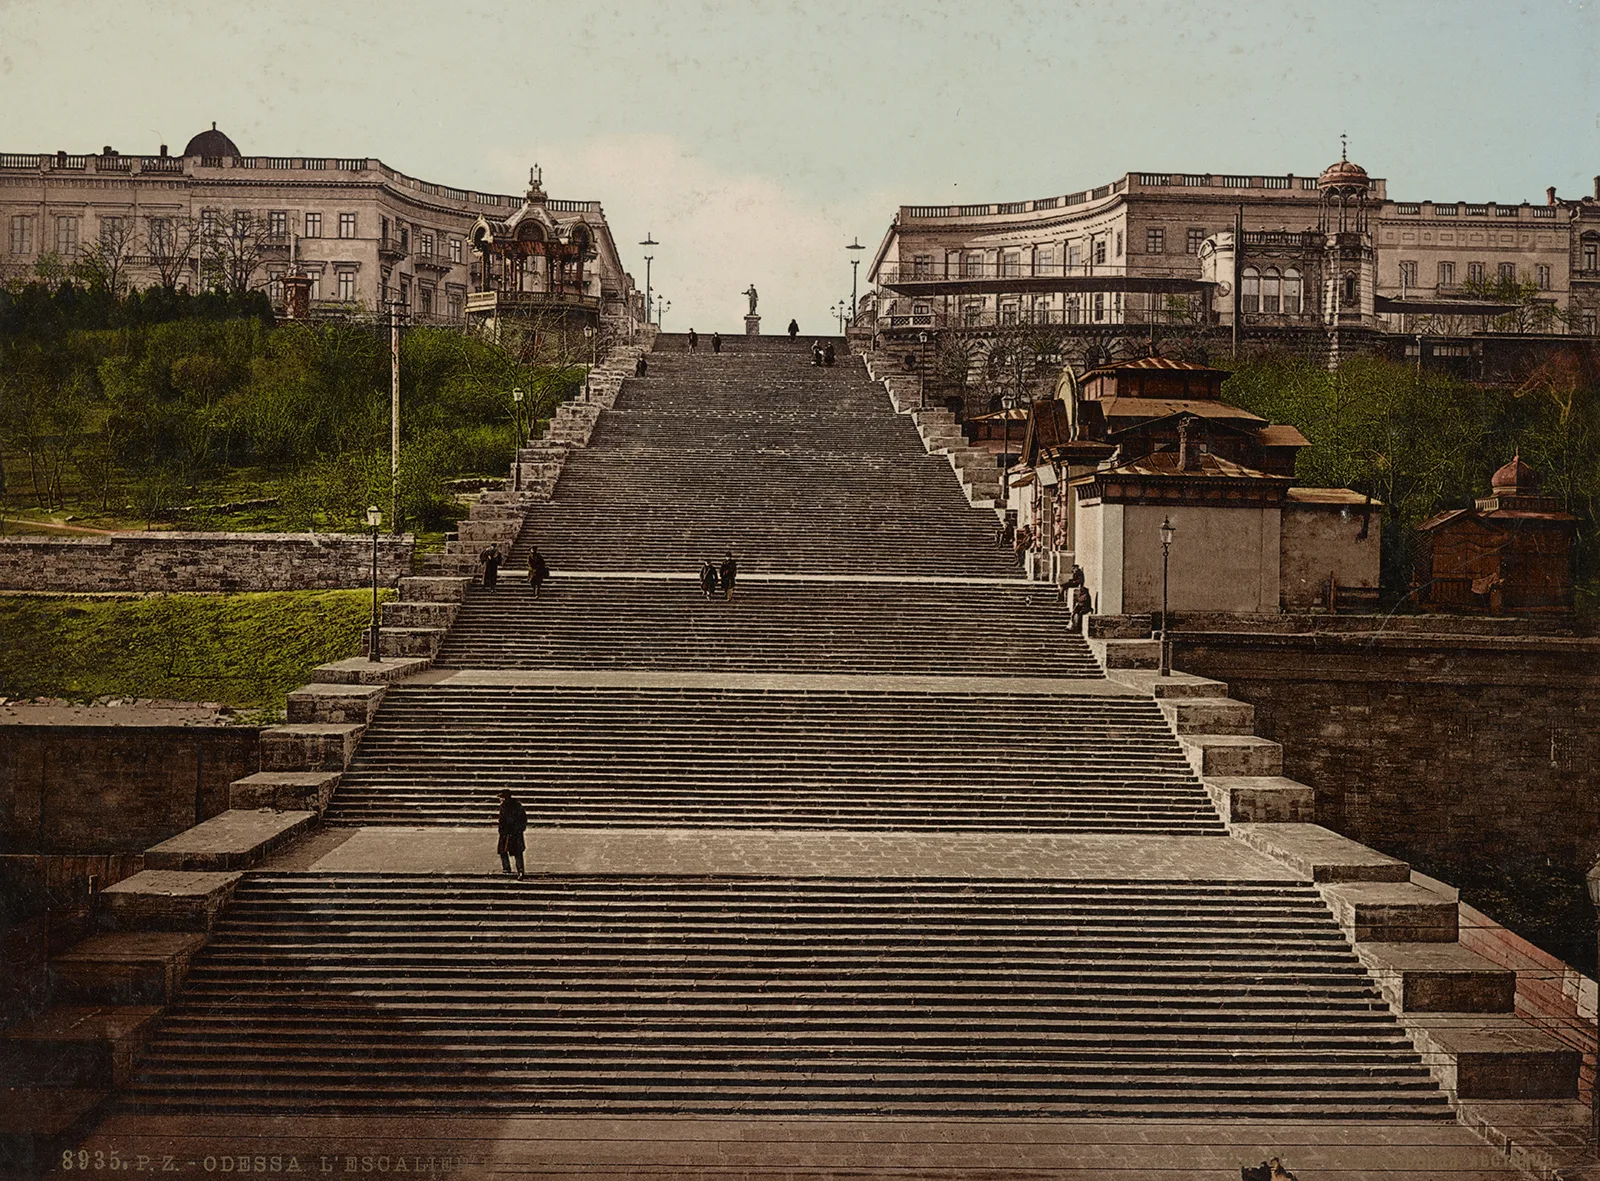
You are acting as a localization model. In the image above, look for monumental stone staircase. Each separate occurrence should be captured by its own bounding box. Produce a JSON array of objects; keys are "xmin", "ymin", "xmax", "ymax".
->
[
  {"xmin": 124, "ymin": 874, "xmax": 1449, "ymax": 1120},
  {"xmin": 16, "ymin": 330, "xmax": 1594, "ymax": 1177}
]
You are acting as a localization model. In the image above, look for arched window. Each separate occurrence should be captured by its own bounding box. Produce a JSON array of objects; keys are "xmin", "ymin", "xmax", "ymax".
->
[
  {"xmin": 1241, "ymin": 267, "xmax": 1260, "ymax": 314},
  {"xmin": 1262, "ymin": 268, "xmax": 1281, "ymax": 314},
  {"xmin": 1283, "ymin": 269, "xmax": 1303, "ymax": 315},
  {"xmin": 1343, "ymin": 274, "xmax": 1357, "ymax": 306}
]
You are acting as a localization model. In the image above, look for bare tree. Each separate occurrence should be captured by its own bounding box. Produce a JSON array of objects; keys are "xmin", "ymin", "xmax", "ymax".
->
[
  {"xmin": 73, "ymin": 217, "xmax": 139, "ymax": 295},
  {"xmin": 202, "ymin": 210, "xmax": 274, "ymax": 295},
  {"xmin": 147, "ymin": 214, "xmax": 203, "ymax": 290}
]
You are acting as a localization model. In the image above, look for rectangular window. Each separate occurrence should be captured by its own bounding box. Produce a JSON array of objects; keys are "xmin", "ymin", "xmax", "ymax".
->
[
  {"xmin": 233, "ymin": 210, "xmax": 252, "ymax": 235},
  {"xmin": 308, "ymin": 273, "xmax": 321, "ymax": 301},
  {"xmin": 337, "ymin": 212, "xmax": 357, "ymax": 239},
  {"xmin": 1115, "ymin": 231, "xmax": 1123, "ymax": 258},
  {"xmin": 1536, "ymin": 264, "xmax": 1552, "ymax": 290},
  {"xmin": 55, "ymin": 215, "xmax": 79, "ymax": 255},
  {"xmin": 449, "ymin": 238, "xmax": 463, "ymax": 264},
  {"xmin": 1068, "ymin": 243, "xmax": 1082, "ymax": 269},
  {"xmin": 200, "ymin": 209, "xmax": 218, "ymax": 235},
  {"xmin": 1498, "ymin": 262, "xmax": 1517, "ymax": 283},
  {"xmin": 1187, "ymin": 227, "xmax": 1205, "ymax": 254},
  {"xmin": 336, "ymin": 270, "xmax": 356, "ymax": 301},
  {"xmin": 999, "ymin": 301, "xmax": 1019, "ymax": 324},
  {"xmin": 1001, "ymin": 252, "xmax": 1021, "ymax": 278},
  {"xmin": 1399, "ymin": 261, "xmax": 1418, "ymax": 287},
  {"xmin": 1093, "ymin": 239, "xmax": 1107, "ymax": 266},
  {"xmin": 147, "ymin": 217, "xmax": 170, "ymax": 252},
  {"xmin": 962, "ymin": 302, "xmax": 982, "ymax": 326},
  {"xmin": 1036, "ymin": 248, "xmax": 1053, "ymax": 272},
  {"xmin": 420, "ymin": 285, "xmax": 434, "ymax": 316},
  {"xmin": 1093, "ymin": 292, "xmax": 1105, "ymax": 321},
  {"xmin": 304, "ymin": 212, "xmax": 322, "ymax": 238},
  {"xmin": 1468, "ymin": 262, "xmax": 1487, "ymax": 284},
  {"xmin": 962, "ymin": 253, "xmax": 983, "ymax": 278},
  {"xmin": 9, "ymin": 214, "xmax": 35, "ymax": 255},
  {"xmin": 1146, "ymin": 227, "xmax": 1164, "ymax": 254},
  {"xmin": 100, "ymin": 215, "xmax": 125, "ymax": 244},
  {"xmin": 1438, "ymin": 261, "xmax": 1456, "ymax": 287},
  {"xmin": 1585, "ymin": 243, "xmax": 1599, "ymax": 271},
  {"xmin": 419, "ymin": 232, "xmax": 434, "ymax": 258},
  {"xmin": 448, "ymin": 292, "xmax": 465, "ymax": 321},
  {"xmin": 268, "ymin": 210, "xmax": 287, "ymax": 237},
  {"xmin": 267, "ymin": 268, "xmax": 284, "ymax": 304}
]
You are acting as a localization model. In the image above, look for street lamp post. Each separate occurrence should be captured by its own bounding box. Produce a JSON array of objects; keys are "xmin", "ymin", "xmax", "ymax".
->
[
  {"xmin": 511, "ymin": 387, "xmax": 525, "ymax": 492},
  {"xmin": 917, "ymin": 330, "xmax": 929, "ymax": 410},
  {"xmin": 639, "ymin": 234, "xmax": 658, "ymax": 327},
  {"xmin": 583, "ymin": 325, "xmax": 596, "ymax": 401},
  {"xmin": 847, "ymin": 236, "xmax": 865, "ymax": 321},
  {"xmin": 1159, "ymin": 516, "xmax": 1176, "ymax": 677},
  {"xmin": 658, "ymin": 297, "xmax": 670, "ymax": 331},
  {"xmin": 366, "ymin": 505, "xmax": 383, "ymax": 663}
]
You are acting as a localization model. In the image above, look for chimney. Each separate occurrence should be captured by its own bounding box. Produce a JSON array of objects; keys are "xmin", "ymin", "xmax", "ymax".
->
[
  {"xmin": 1178, "ymin": 416, "xmax": 1201, "ymax": 472},
  {"xmin": 159, "ymin": 144, "xmax": 168, "ymax": 158},
  {"xmin": 1547, "ymin": 186, "xmax": 1557, "ymax": 206},
  {"xmin": 1593, "ymin": 176, "xmax": 1600, "ymax": 201}
]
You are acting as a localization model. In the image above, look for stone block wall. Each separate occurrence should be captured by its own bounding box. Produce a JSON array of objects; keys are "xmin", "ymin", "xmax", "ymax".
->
[
  {"xmin": 1169, "ymin": 629, "xmax": 1600, "ymax": 874},
  {"xmin": 0, "ymin": 532, "xmax": 413, "ymax": 593},
  {"xmin": 0, "ymin": 724, "xmax": 259, "ymax": 853}
]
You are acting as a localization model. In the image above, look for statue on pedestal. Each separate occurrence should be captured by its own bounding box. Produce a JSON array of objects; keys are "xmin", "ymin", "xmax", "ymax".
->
[{"xmin": 743, "ymin": 285, "xmax": 758, "ymax": 316}]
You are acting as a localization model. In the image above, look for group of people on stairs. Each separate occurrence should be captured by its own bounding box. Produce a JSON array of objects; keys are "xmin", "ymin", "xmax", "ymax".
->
[
  {"xmin": 474, "ymin": 543, "xmax": 548, "ymax": 596},
  {"xmin": 699, "ymin": 552, "xmax": 739, "ymax": 600}
]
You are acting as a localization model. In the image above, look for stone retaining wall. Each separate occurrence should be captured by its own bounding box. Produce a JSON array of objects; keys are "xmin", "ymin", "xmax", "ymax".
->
[
  {"xmin": 0, "ymin": 723, "xmax": 260, "ymax": 853},
  {"xmin": 0, "ymin": 532, "xmax": 413, "ymax": 593},
  {"xmin": 1170, "ymin": 627, "xmax": 1600, "ymax": 879}
]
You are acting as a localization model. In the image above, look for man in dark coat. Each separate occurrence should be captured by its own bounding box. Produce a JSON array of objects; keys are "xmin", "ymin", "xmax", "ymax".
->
[
  {"xmin": 635, "ymin": 355, "xmax": 648, "ymax": 377},
  {"xmin": 720, "ymin": 552, "xmax": 738, "ymax": 601},
  {"xmin": 497, "ymin": 789, "xmax": 528, "ymax": 878},
  {"xmin": 480, "ymin": 543, "xmax": 503, "ymax": 589},
  {"xmin": 711, "ymin": 332, "xmax": 722, "ymax": 354},
  {"xmin": 787, "ymin": 319, "xmax": 799, "ymax": 339},
  {"xmin": 527, "ymin": 546, "xmax": 550, "ymax": 598},
  {"xmin": 688, "ymin": 328, "xmax": 699, "ymax": 352},
  {"xmin": 823, "ymin": 342, "xmax": 836, "ymax": 367},
  {"xmin": 699, "ymin": 560, "xmax": 719, "ymax": 599}
]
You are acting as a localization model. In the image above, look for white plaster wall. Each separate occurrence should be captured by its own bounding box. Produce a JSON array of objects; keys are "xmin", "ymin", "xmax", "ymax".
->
[
  {"xmin": 1075, "ymin": 501, "xmax": 1121, "ymax": 613},
  {"xmin": 1118, "ymin": 504, "xmax": 1281, "ymax": 614},
  {"xmin": 1280, "ymin": 502, "xmax": 1381, "ymax": 609}
]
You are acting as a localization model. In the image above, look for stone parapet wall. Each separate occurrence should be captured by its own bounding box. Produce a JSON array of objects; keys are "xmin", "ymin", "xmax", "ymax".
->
[{"xmin": 0, "ymin": 532, "xmax": 413, "ymax": 593}]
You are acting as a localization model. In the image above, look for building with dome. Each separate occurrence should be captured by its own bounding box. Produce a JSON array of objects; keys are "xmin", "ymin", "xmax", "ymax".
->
[
  {"xmin": 0, "ymin": 125, "xmax": 646, "ymax": 332},
  {"xmin": 863, "ymin": 148, "xmax": 1600, "ymax": 368}
]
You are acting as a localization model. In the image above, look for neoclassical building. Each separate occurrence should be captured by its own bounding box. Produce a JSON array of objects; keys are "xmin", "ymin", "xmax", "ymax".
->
[
  {"xmin": 864, "ymin": 152, "xmax": 1600, "ymax": 347},
  {"xmin": 0, "ymin": 124, "xmax": 644, "ymax": 329}
]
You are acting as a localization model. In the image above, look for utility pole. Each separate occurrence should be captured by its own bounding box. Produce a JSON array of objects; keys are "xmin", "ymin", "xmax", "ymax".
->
[{"xmin": 390, "ymin": 300, "xmax": 402, "ymax": 533}]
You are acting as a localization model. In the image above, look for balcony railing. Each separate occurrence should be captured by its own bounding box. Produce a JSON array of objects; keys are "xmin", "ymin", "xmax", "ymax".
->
[{"xmin": 378, "ymin": 236, "xmax": 408, "ymax": 259}]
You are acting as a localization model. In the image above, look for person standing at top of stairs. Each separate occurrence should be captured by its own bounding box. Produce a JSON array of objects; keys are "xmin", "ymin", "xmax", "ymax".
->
[
  {"xmin": 688, "ymin": 329, "xmax": 699, "ymax": 353},
  {"xmin": 788, "ymin": 319, "xmax": 799, "ymax": 338},
  {"xmin": 711, "ymin": 332, "xmax": 722, "ymax": 354},
  {"xmin": 496, "ymin": 789, "xmax": 527, "ymax": 879}
]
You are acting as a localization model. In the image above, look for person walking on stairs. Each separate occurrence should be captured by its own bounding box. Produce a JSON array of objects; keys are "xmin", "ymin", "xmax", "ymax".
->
[
  {"xmin": 823, "ymin": 342, "xmax": 836, "ymax": 367},
  {"xmin": 496, "ymin": 789, "xmax": 528, "ymax": 879},
  {"xmin": 527, "ymin": 546, "xmax": 550, "ymax": 598},
  {"xmin": 688, "ymin": 328, "xmax": 699, "ymax": 353},
  {"xmin": 635, "ymin": 354, "xmax": 648, "ymax": 377},
  {"xmin": 787, "ymin": 319, "xmax": 799, "ymax": 339},
  {"xmin": 699, "ymin": 560, "xmax": 720, "ymax": 599},
  {"xmin": 711, "ymin": 331, "xmax": 722, "ymax": 354},
  {"xmin": 720, "ymin": 552, "xmax": 738, "ymax": 601},
  {"xmin": 479, "ymin": 543, "xmax": 504, "ymax": 589}
]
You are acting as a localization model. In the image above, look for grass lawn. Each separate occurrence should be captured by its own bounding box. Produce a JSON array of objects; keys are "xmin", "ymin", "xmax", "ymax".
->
[{"xmin": 0, "ymin": 589, "xmax": 392, "ymax": 715}]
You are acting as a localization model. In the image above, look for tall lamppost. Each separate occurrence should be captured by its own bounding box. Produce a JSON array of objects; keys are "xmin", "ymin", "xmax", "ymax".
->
[
  {"xmin": 366, "ymin": 505, "xmax": 383, "ymax": 662},
  {"xmin": 847, "ymin": 236, "xmax": 865, "ymax": 320},
  {"xmin": 917, "ymin": 330, "xmax": 929, "ymax": 409},
  {"xmin": 639, "ymin": 233, "xmax": 658, "ymax": 326},
  {"xmin": 511, "ymin": 387, "xmax": 525, "ymax": 491},
  {"xmin": 1001, "ymin": 390, "xmax": 1023, "ymax": 518},
  {"xmin": 832, "ymin": 301, "xmax": 847, "ymax": 333},
  {"xmin": 583, "ymin": 324, "xmax": 596, "ymax": 401},
  {"xmin": 1159, "ymin": 516, "xmax": 1176, "ymax": 677}
]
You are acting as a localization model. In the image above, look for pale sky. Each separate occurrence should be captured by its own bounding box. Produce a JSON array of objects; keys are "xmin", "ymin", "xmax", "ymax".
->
[{"xmin": 2, "ymin": 0, "xmax": 1597, "ymax": 332}]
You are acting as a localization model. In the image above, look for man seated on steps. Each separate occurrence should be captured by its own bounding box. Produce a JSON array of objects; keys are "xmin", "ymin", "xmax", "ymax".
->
[{"xmin": 496, "ymin": 789, "xmax": 527, "ymax": 879}]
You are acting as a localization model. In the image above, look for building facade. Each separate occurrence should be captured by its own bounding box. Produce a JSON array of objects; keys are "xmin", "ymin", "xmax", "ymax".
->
[
  {"xmin": 0, "ymin": 125, "xmax": 644, "ymax": 329},
  {"xmin": 865, "ymin": 154, "xmax": 1600, "ymax": 342}
]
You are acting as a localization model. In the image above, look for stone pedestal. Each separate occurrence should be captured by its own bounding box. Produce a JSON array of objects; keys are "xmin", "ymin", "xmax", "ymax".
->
[{"xmin": 744, "ymin": 314, "xmax": 761, "ymax": 336}]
